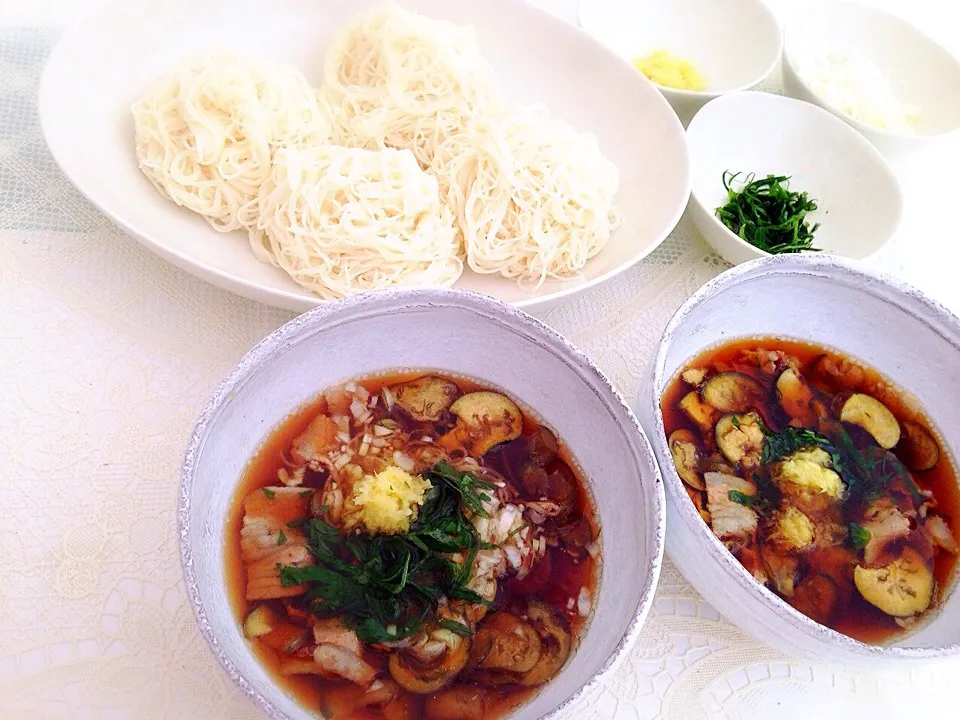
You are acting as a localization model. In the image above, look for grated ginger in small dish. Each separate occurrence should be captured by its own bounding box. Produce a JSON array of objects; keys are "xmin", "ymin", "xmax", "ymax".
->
[{"xmin": 633, "ymin": 49, "xmax": 706, "ymax": 91}]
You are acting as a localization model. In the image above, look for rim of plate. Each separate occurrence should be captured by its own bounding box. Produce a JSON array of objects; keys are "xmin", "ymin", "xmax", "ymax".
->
[
  {"xmin": 37, "ymin": 0, "xmax": 691, "ymax": 312},
  {"xmin": 178, "ymin": 286, "xmax": 667, "ymax": 719},
  {"xmin": 650, "ymin": 253, "xmax": 960, "ymax": 661}
]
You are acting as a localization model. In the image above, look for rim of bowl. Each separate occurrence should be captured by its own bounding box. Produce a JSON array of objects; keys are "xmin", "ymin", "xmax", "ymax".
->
[
  {"xmin": 649, "ymin": 253, "xmax": 960, "ymax": 661},
  {"xmin": 686, "ymin": 91, "xmax": 904, "ymax": 262},
  {"xmin": 782, "ymin": 0, "xmax": 960, "ymax": 141},
  {"xmin": 178, "ymin": 286, "xmax": 667, "ymax": 719},
  {"xmin": 579, "ymin": 0, "xmax": 784, "ymax": 100}
]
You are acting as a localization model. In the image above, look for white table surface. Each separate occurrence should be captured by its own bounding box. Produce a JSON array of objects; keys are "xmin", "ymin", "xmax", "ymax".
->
[{"xmin": 1, "ymin": 1, "xmax": 959, "ymax": 719}]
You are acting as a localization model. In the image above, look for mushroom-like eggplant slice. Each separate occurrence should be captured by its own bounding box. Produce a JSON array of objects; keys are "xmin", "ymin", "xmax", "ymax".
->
[
  {"xmin": 854, "ymin": 546, "xmax": 933, "ymax": 617},
  {"xmin": 701, "ymin": 372, "xmax": 763, "ymax": 412},
  {"xmin": 776, "ymin": 367, "xmax": 817, "ymax": 426},
  {"xmin": 839, "ymin": 393, "xmax": 900, "ymax": 449},
  {"xmin": 391, "ymin": 376, "xmax": 461, "ymax": 423},
  {"xmin": 388, "ymin": 637, "xmax": 470, "ymax": 694},
  {"xmin": 715, "ymin": 412, "xmax": 764, "ymax": 469},
  {"xmin": 678, "ymin": 391, "xmax": 716, "ymax": 431},
  {"xmin": 788, "ymin": 573, "xmax": 840, "ymax": 626},
  {"xmin": 668, "ymin": 429, "xmax": 704, "ymax": 491},
  {"xmin": 896, "ymin": 420, "xmax": 940, "ymax": 472},
  {"xmin": 469, "ymin": 612, "xmax": 541, "ymax": 673},
  {"xmin": 449, "ymin": 391, "xmax": 523, "ymax": 457},
  {"xmin": 517, "ymin": 600, "xmax": 572, "ymax": 687}
]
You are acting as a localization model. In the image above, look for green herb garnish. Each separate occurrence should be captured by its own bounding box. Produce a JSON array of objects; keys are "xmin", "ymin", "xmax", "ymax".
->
[
  {"xmin": 261, "ymin": 487, "xmax": 275, "ymax": 499},
  {"xmin": 278, "ymin": 462, "xmax": 493, "ymax": 643},
  {"xmin": 715, "ymin": 172, "xmax": 820, "ymax": 254},
  {"xmin": 299, "ymin": 489, "xmax": 313, "ymax": 497},
  {"xmin": 277, "ymin": 530, "xmax": 287, "ymax": 546},
  {"xmin": 761, "ymin": 426, "xmax": 831, "ymax": 465},
  {"xmin": 849, "ymin": 522, "xmax": 871, "ymax": 550}
]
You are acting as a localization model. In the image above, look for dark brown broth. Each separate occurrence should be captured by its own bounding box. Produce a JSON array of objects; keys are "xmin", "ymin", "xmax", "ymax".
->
[
  {"xmin": 661, "ymin": 337, "xmax": 959, "ymax": 644},
  {"xmin": 225, "ymin": 372, "xmax": 599, "ymax": 719}
]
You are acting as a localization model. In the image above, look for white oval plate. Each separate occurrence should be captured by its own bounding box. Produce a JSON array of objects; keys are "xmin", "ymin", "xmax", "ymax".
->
[{"xmin": 38, "ymin": 0, "xmax": 690, "ymax": 312}]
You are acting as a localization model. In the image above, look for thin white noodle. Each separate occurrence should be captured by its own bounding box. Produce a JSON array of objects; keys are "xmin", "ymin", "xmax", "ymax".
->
[
  {"xmin": 132, "ymin": 51, "xmax": 330, "ymax": 233},
  {"xmin": 432, "ymin": 106, "xmax": 622, "ymax": 290},
  {"xmin": 320, "ymin": 4, "xmax": 500, "ymax": 170},
  {"xmin": 253, "ymin": 144, "xmax": 462, "ymax": 299}
]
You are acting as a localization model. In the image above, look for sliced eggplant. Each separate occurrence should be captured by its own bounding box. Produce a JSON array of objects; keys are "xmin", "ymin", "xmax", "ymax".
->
[
  {"xmin": 678, "ymin": 391, "xmax": 716, "ymax": 431},
  {"xmin": 243, "ymin": 605, "xmax": 276, "ymax": 638},
  {"xmin": 389, "ymin": 637, "xmax": 470, "ymax": 694},
  {"xmin": 469, "ymin": 612, "xmax": 541, "ymax": 673},
  {"xmin": 391, "ymin": 376, "xmax": 461, "ymax": 423},
  {"xmin": 897, "ymin": 421, "xmax": 940, "ymax": 472},
  {"xmin": 701, "ymin": 372, "xmax": 763, "ymax": 412},
  {"xmin": 449, "ymin": 391, "xmax": 523, "ymax": 457},
  {"xmin": 775, "ymin": 367, "xmax": 817, "ymax": 426},
  {"xmin": 715, "ymin": 412, "xmax": 764, "ymax": 469},
  {"xmin": 808, "ymin": 353, "xmax": 865, "ymax": 393},
  {"xmin": 789, "ymin": 573, "xmax": 840, "ymax": 625},
  {"xmin": 668, "ymin": 429, "xmax": 704, "ymax": 491},
  {"xmin": 854, "ymin": 546, "xmax": 933, "ymax": 617},
  {"xmin": 517, "ymin": 601, "xmax": 572, "ymax": 687},
  {"xmin": 840, "ymin": 393, "xmax": 901, "ymax": 449}
]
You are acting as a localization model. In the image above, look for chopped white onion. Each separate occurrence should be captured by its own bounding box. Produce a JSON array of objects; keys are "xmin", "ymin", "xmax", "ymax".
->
[
  {"xmin": 577, "ymin": 587, "xmax": 592, "ymax": 617},
  {"xmin": 394, "ymin": 451, "xmax": 415, "ymax": 472},
  {"xmin": 381, "ymin": 387, "xmax": 396, "ymax": 410}
]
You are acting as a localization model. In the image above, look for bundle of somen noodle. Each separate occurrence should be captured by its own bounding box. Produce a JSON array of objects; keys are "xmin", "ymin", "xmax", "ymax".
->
[
  {"xmin": 320, "ymin": 3, "xmax": 501, "ymax": 169},
  {"xmin": 432, "ymin": 106, "xmax": 622, "ymax": 290},
  {"xmin": 132, "ymin": 51, "xmax": 330, "ymax": 232},
  {"xmin": 252, "ymin": 144, "xmax": 462, "ymax": 299}
]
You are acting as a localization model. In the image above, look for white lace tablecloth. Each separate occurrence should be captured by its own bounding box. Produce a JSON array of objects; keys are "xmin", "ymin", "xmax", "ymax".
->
[{"xmin": 2, "ymin": 1, "xmax": 960, "ymax": 718}]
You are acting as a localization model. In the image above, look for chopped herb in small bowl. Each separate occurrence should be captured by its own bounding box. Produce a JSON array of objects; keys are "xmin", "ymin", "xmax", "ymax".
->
[{"xmin": 715, "ymin": 171, "xmax": 821, "ymax": 255}]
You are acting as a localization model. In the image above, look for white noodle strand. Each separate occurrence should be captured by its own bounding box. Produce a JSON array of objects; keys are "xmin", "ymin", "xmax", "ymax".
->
[
  {"xmin": 432, "ymin": 106, "xmax": 622, "ymax": 290},
  {"xmin": 132, "ymin": 51, "xmax": 330, "ymax": 232},
  {"xmin": 253, "ymin": 145, "xmax": 462, "ymax": 299},
  {"xmin": 320, "ymin": 4, "xmax": 501, "ymax": 169}
]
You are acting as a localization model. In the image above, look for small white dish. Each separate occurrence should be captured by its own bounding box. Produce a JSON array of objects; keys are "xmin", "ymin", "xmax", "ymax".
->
[
  {"xmin": 686, "ymin": 91, "xmax": 902, "ymax": 266},
  {"xmin": 179, "ymin": 288, "xmax": 666, "ymax": 719},
  {"xmin": 579, "ymin": 0, "xmax": 782, "ymax": 125},
  {"xmin": 782, "ymin": 0, "xmax": 960, "ymax": 155},
  {"xmin": 39, "ymin": 0, "xmax": 690, "ymax": 313},
  {"xmin": 638, "ymin": 253, "xmax": 960, "ymax": 667}
]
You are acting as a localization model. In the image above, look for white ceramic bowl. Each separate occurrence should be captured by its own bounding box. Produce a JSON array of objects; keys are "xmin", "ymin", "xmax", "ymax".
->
[
  {"xmin": 579, "ymin": 0, "xmax": 782, "ymax": 125},
  {"xmin": 782, "ymin": 0, "xmax": 960, "ymax": 155},
  {"xmin": 179, "ymin": 288, "xmax": 666, "ymax": 719},
  {"xmin": 638, "ymin": 254, "xmax": 960, "ymax": 667},
  {"xmin": 686, "ymin": 91, "xmax": 902, "ymax": 266},
  {"xmin": 39, "ymin": 0, "xmax": 690, "ymax": 313}
]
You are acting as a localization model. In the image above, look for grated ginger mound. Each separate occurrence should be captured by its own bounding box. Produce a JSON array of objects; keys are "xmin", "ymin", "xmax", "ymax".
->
[
  {"xmin": 772, "ymin": 506, "xmax": 815, "ymax": 550},
  {"xmin": 346, "ymin": 466, "xmax": 432, "ymax": 535},
  {"xmin": 776, "ymin": 448, "xmax": 843, "ymax": 497}
]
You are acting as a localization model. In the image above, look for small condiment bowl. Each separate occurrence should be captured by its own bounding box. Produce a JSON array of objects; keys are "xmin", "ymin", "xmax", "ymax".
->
[
  {"xmin": 638, "ymin": 253, "xmax": 960, "ymax": 667},
  {"xmin": 686, "ymin": 91, "xmax": 902, "ymax": 266},
  {"xmin": 179, "ymin": 288, "xmax": 666, "ymax": 719},
  {"xmin": 782, "ymin": 0, "xmax": 960, "ymax": 156},
  {"xmin": 579, "ymin": 0, "xmax": 782, "ymax": 125}
]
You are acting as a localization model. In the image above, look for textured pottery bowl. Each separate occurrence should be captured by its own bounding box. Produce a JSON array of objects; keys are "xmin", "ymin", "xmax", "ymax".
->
[
  {"xmin": 637, "ymin": 254, "xmax": 960, "ymax": 667},
  {"xmin": 580, "ymin": 0, "xmax": 782, "ymax": 126},
  {"xmin": 179, "ymin": 288, "xmax": 666, "ymax": 719},
  {"xmin": 782, "ymin": 0, "xmax": 960, "ymax": 156},
  {"xmin": 687, "ymin": 91, "xmax": 902, "ymax": 266}
]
